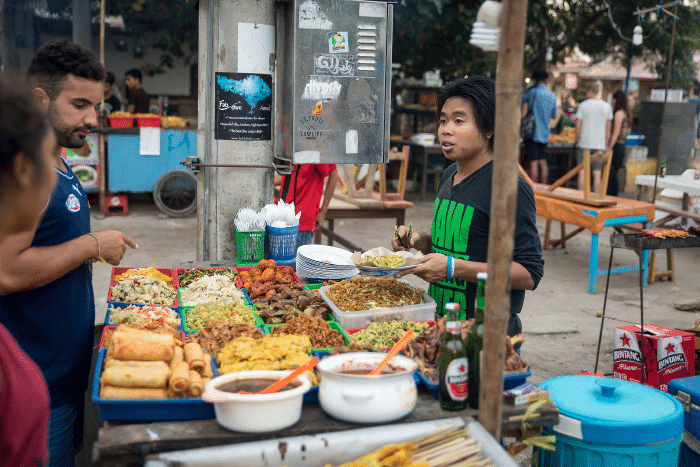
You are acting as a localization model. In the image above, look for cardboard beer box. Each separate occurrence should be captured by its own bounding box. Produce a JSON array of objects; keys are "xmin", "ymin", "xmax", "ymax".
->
[{"xmin": 613, "ymin": 324, "xmax": 695, "ymax": 392}]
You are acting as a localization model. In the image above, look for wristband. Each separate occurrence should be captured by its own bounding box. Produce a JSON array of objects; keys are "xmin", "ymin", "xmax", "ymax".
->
[
  {"xmin": 88, "ymin": 233, "xmax": 107, "ymax": 263},
  {"xmin": 446, "ymin": 255, "xmax": 454, "ymax": 281}
]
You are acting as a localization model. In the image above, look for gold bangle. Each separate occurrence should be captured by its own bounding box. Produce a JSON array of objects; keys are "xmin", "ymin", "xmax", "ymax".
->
[{"xmin": 87, "ymin": 232, "xmax": 107, "ymax": 263}]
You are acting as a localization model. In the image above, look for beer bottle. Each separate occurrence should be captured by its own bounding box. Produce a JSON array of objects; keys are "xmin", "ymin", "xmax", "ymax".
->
[
  {"xmin": 467, "ymin": 272, "xmax": 487, "ymax": 409},
  {"xmin": 660, "ymin": 157, "xmax": 667, "ymax": 178},
  {"xmin": 439, "ymin": 303, "xmax": 468, "ymax": 411}
]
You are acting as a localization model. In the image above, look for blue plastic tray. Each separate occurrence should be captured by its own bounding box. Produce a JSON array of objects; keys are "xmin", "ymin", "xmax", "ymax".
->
[
  {"xmin": 92, "ymin": 348, "xmax": 218, "ymax": 422},
  {"xmin": 418, "ymin": 368, "xmax": 532, "ymax": 398},
  {"xmin": 104, "ymin": 302, "xmax": 183, "ymax": 331}
]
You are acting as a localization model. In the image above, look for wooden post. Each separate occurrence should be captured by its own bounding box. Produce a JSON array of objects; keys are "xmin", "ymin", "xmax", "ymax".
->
[
  {"xmin": 478, "ymin": 0, "xmax": 529, "ymax": 440},
  {"xmin": 98, "ymin": 0, "xmax": 107, "ymax": 214}
]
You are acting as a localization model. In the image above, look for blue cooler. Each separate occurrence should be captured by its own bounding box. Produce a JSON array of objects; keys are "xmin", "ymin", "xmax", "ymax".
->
[
  {"xmin": 626, "ymin": 133, "xmax": 645, "ymax": 146},
  {"xmin": 540, "ymin": 376, "xmax": 683, "ymax": 467},
  {"xmin": 668, "ymin": 376, "xmax": 700, "ymax": 467}
]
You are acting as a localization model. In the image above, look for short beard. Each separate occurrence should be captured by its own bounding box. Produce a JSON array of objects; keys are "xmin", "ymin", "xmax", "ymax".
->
[{"xmin": 48, "ymin": 103, "xmax": 88, "ymax": 149}]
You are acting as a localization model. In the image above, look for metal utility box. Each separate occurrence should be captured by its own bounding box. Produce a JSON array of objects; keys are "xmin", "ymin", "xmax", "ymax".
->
[{"xmin": 276, "ymin": 0, "xmax": 392, "ymax": 165}]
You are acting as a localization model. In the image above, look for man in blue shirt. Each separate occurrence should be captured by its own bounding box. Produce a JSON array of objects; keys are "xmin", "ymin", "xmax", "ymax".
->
[
  {"xmin": 0, "ymin": 40, "xmax": 137, "ymax": 467},
  {"xmin": 521, "ymin": 69, "xmax": 557, "ymax": 184}
]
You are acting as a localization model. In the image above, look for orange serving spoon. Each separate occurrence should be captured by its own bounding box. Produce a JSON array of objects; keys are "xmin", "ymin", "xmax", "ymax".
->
[
  {"xmin": 238, "ymin": 356, "xmax": 319, "ymax": 395},
  {"xmin": 367, "ymin": 330, "xmax": 415, "ymax": 376}
]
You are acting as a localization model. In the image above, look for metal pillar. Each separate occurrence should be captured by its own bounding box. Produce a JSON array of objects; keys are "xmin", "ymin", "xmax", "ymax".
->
[
  {"xmin": 197, "ymin": 0, "xmax": 276, "ymax": 261},
  {"xmin": 71, "ymin": 0, "xmax": 91, "ymax": 48}
]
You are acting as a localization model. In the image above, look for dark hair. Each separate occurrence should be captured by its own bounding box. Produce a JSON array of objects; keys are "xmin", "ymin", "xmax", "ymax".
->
[
  {"xmin": 0, "ymin": 76, "xmax": 51, "ymax": 187},
  {"xmin": 27, "ymin": 40, "xmax": 105, "ymax": 100},
  {"xmin": 612, "ymin": 90, "xmax": 631, "ymax": 125},
  {"xmin": 105, "ymin": 71, "xmax": 115, "ymax": 85},
  {"xmin": 532, "ymin": 69, "xmax": 548, "ymax": 82},
  {"xmin": 125, "ymin": 68, "xmax": 142, "ymax": 82},
  {"xmin": 437, "ymin": 76, "xmax": 496, "ymax": 151}
]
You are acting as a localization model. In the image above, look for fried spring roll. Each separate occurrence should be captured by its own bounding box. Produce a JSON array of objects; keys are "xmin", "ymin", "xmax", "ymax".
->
[
  {"xmin": 111, "ymin": 334, "xmax": 174, "ymax": 362},
  {"xmin": 172, "ymin": 346, "xmax": 184, "ymax": 367},
  {"xmin": 184, "ymin": 342, "xmax": 205, "ymax": 374},
  {"xmin": 169, "ymin": 361, "xmax": 191, "ymax": 393},
  {"xmin": 100, "ymin": 385, "xmax": 168, "ymax": 399},
  {"xmin": 100, "ymin": 366, "xmax": 170, "ymax": 389},
  {"xmin": 104, "ymin": 359, "xmax": 169, "ymax": 370},
  {"xmin": 189, "ymin": 370, "xmax": 204, "ymax": 397},
  {"xmin": 202, "ymin": 353, "xmax": 214, "ymax": 379}
]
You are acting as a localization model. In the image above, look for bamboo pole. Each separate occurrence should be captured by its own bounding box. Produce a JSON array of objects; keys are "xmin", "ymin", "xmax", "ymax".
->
[
  {"xmin": 478, "ymin": 0, "xmax": 529, "ymax": 440},
  {"xmin": 98, "ymin": 0, "xmax": 107, "ymax": 215}
]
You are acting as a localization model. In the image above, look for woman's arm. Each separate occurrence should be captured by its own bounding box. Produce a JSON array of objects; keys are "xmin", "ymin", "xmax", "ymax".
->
[{"xmin": 607, "ymin": 110, "xmax": 624, "ymax": 150}]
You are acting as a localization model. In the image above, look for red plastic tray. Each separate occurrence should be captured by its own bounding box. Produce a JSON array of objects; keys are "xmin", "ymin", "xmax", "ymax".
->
[
  {"xmin": 108, "ymin": 116, "xmax": 134, "ymax": 128},
  {"xmin": 107, "ymin": 267, "xmax": 179, "ymax": 306},
  {"xmin": 99, "ymin": 325, "xmax": 185, "ymax": 350},
  {"xmin": 136, "ymin": 116, "xmax": 161, "ymax": 127}
]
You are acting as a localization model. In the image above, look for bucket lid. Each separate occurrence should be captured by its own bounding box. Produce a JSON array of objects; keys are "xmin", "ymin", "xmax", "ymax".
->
[{"xmin": 540, "ymin": 376, "xmax": 683, "ymax": 445}]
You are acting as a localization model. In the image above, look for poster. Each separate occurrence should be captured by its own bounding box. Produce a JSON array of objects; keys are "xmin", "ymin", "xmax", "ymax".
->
[
  {"xmin": 215, "ymin": 72, "xmax": 272, "ymax": 141},
  {"xmin": 63, "ymin": 134, "xmax": 99, "ymax": 193}
]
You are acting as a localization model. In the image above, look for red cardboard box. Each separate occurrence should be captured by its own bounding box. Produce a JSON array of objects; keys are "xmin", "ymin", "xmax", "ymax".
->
[{"xmin": 614, "ymin": 323, "xmax": 695, "ymax": 392}]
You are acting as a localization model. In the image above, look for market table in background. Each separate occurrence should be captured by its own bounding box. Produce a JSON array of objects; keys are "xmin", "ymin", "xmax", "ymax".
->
[
  {"xmin": 635, "ymin": 173, "xmax": 700, "ymax": 225},
  {"xmin": 92, "ymin": 392, "xmax": 559, "ymax": 466},
  {"xmin": 391, "ymin": 139, "xmax": 445, "ymax": 201}
]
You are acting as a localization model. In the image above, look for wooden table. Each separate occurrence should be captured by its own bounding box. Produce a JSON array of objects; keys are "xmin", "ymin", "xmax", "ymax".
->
[
  {"xmin": 635, "ymin": 174, "xmax": 700, "ymax": 224},
  {"xmin": 92, "ymin": 391, "xmax": 558, "ymax": 466},
  {"xmin": 314, "ymin": 197, "xmax": 409, "ymax": 251}
]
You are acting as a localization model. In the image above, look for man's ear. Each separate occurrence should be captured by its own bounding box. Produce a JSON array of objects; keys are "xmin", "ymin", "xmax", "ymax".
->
[{"xmin": 32, "ymin": 87, "xmax": 50, "ymax": 110}]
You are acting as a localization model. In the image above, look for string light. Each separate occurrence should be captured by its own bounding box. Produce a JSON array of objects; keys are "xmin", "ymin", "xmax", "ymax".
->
[{"xmin": 600, "ymin": 0, "xmax": 669, "ymax": 45}]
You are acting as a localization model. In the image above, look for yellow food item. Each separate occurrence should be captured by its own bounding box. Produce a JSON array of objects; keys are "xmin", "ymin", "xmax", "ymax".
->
[
  {"xmin": 114, "ymin": 267, "xmax": 173, "ymax": 284},
  {"xmin": 110, "ymin": 111, "xmax": 132, "ymax": 117},
  {"xmin": 217, "ymin": 335, "xmax": 318, "ymax": 384},
  {"xmin": 358, "ymin": 254, "xmax": 405, "ymax": 268},
  {"xmin": 326, "ymin": 443, "xmax": 424, "ymax": 467},
  {"xmin": 161, "ymin": 116, "xmax": 187, "ymax": 128}
]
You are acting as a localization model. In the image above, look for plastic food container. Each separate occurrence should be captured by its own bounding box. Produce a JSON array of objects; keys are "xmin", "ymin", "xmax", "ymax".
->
[
  {"xmin": 104, "ymin": 302, "xmax": 183, "ymax": 331},
  {"xmin": 181, "ymin": 305, "xmax": 264, "ymax": 333},
  {"xmin": 107, "ymin": 116, "xmax": 134, "ymax": 128},
  {"xmin": 176, "ymin": 286, "xmax": 252, "ymax": 309},
  {"xmin": 539, "ymin": 375, "xmax": 683, "ymax": 467},
  {"xmin": 202, "ymin": 370, "xmax": 311, "ymax": 432},
  {"xmin": 346, "ymin": 320, "xmax": 436, "ymax": 350},
  {"xmin": 99, "ymin": 325, "xmax": 185, "ymax": 350},
  {"xmin": 108, "ymin": 267, "xmax": 179, "ymax": 306},
  {"xmin": 667, "ymin": 375, "xmax": 700, "ymax": 466},
  {"xmin": 136, "ymin": 116, "xmax": 161, "ymax": 127},
  {"xmin": 263, "ymin": 320, "xmax": 353, "ymax": 352},
  {"xmin": 319, "ymin": 286, "xmax": 436, "ymax": 329},
  {"xmin": 92, "ymin": 348, "xmax": 218, "ymax": 422}
]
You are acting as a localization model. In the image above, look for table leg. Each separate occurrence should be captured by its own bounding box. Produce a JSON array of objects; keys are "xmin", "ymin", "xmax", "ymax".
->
[
  {"xmin": 639, "ymin": 249, "xmax": 645, "ymax": 386},
  {"xmin": 589, "ymin": 232, "xmax": 599, "ymax": 293},
  {"xmin": 594, "ymin": 246, "xmax": 615, "ymax": 374},
  {"xmin": 682, "ymin": 193, "xmax": 689, "ymax": 224},
  {"xmin": 327, "ymin": 219, "xmax": 334, "ymax": 246}
]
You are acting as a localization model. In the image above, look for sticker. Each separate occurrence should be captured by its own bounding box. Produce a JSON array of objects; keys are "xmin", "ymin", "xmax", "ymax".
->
[
  {"xmin": 299, "ymin": 0, "xmax": 332, "ymax": 30},
  {"xmin": 312, "ymin": 101, "xmax": 323, "ymax": 115},
  {"xmin": 294, "ymin": 150, "xmax": 321, "ymax": 163},
  {"xmin": 65, "ymin": 194, "xmax": 81, "ymax": 212},
  {"xmin": 301, "ymin": 76, "xmax": 342, "ymax": 101},
  {"xmin": 298, "ymin": 115, "xmax": 324, "ymax": 141},
  {"xmin": 215, "ymin": 72, "xmax": 272, "ymax": 141},
  {"xmin": 345, "ymin": 130, "xmax": 358, "ymax": 154},
  {"xmin": 359, "ymin": 2, "xmax": 386, "ymax": 18},
  {"xmin": 237, "ymin": 23, "xmax": 275, "ymax": 74},
  {"xmin": 329, "ymin": 32, "xmax": 349, "ymax": 53},
  {"xmin": 314, "ymin": 54, "xmax": 354, "ymax": 76}
]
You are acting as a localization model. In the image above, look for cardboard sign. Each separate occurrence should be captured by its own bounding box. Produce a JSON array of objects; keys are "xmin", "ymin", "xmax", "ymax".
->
[{"xmin": 614, "ymin": 323, "xmax": 695, "ymax": 392}]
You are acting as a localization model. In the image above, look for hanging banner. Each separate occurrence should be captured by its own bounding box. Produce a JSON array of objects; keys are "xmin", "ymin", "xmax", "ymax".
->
[{"xmin": 215, "ymin": 72, "xmax": 272, "ymax": 141}]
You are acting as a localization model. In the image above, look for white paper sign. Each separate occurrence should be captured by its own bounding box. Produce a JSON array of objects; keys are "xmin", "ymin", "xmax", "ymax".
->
[
  {"xmin": 139, "ymin": 127, "xmax": 161, "ymax": 156},
  {"xmin": 238, "ymin": 23, "xmax": 275, "ymax": 73}
]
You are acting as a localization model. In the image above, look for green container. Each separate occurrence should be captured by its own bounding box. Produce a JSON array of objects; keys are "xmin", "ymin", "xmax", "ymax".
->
[
  {"xmin": 263, "ymin": 320, "xmax": 352, "ymax": 352},
  {"xmin": 182, "ymin": 304, "xmax": 264, "ymax": 333},
  {"xmin": 235, "ymin": 230, "xmax": 265, "ymax": 266}
]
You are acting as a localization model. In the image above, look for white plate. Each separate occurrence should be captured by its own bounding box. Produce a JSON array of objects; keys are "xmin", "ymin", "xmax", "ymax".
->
[
  {"xmin": 73, "ymin": 164, "xmax": 98, "ymax": 184},
  {"xmin": 296, "ymin": 245, "xmax": 354, "ymax": 266}
]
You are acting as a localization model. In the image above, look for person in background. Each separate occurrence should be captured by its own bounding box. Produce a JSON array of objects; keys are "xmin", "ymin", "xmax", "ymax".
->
[
  {"xmin": 124, "ymin": 67, "xmax": 150, "ymax": 114},
  {"xmin": 606, "ymin": 91, "xmax": 631, "ymax": 197},
  {"xmin": 0, "ymin": 77, "xmax": 55, "ymax": 467},
  {"xmin": 0, "ymin": 40, "xmax": 137, "ymax": 467},
  {"xmin": 101, "ymin": 71, "xmax": 122, "ymax": 114},
  {"xmin": 521, "ymin": 69, "xmax": 557, "ymax": 184},
  {"xmin": 275, "ymin": 164, "xmax": 339, "ymax": 253},
  {"xmin": 392, "ymin": 77, "xmax": 544, "ymax": 336},
  {"xmin": 558, "ymin": 90, "xmax": 577, "ymax": 116},
  {"xmin": 574, "ymin": 82, "xmax": 613, "ymax": 193},
  {"xmin": 688, "ymin": 82, "xmax": 700, "ymax": 147}
]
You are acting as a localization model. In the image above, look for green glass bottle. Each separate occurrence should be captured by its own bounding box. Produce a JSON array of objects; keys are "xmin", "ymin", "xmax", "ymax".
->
[
  {"xmin": 467, "ymin": 272, "xmax": 487, "ymax": 409},
  {"xmin": 439, "ymin": 303, "xmax": 468, "ymax": 411},
  {"xmin": 660, "ymin": 157, "xmax": 667, "ymax": 178}
]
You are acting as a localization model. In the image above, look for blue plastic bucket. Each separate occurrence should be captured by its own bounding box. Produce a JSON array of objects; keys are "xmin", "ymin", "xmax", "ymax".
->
[
  {"xmin": 626, "ymin": 133, "xmax": 645, "ymax": 146},
  {"xmin": 266, "ymin": 224, "xmax": 298, "ymax": 261},
  {"xmin": 539, "ymin": 376, "xmax": 683, "ymax": 467}
]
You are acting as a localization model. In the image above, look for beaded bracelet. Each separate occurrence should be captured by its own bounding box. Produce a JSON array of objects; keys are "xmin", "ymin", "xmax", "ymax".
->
[
  {"xmin": 446, "ymin": 255, "xmax": 455, "ymax": 281},
  {"xmin": 87, "ymin": 233, "xmax": 107, "ymax": 263}
]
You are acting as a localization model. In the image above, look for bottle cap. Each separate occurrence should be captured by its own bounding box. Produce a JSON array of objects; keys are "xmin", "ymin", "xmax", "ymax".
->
[
  {"xmin": 476, "ymin": 272, "xmax": 488, "ymax": 281},
  {"xmin": 445, "ymin": 302, "xmax": 461, "ymax": 312}
]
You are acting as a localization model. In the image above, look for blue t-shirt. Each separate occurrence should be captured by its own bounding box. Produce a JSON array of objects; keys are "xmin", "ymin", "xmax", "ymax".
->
[
  {"xmin": 0, "ymin": 157, "xmax": 94, "ymax": 407},
  {"xmin": 522, "ymin": 85, "xmax": 558, "ymax": 144}
]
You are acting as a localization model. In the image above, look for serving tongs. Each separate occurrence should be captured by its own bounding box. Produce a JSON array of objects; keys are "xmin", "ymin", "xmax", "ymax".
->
[{"xmin": 394, "ymin": 223, "xmax": 413, "ymax": 249}]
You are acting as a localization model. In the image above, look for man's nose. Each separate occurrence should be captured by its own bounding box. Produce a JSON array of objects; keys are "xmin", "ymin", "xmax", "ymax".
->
[{"xmin": 85, "ymin": 109, "xmax": 98, "ymax": 127}]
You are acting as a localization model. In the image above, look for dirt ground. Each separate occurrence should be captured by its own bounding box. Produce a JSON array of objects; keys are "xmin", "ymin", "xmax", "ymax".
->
[{"xmin": 83, "ymin": 190, "xmax": 700, "ymax": 465}]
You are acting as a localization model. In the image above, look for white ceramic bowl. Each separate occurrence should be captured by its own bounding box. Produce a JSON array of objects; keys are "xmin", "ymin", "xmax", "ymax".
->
[
  {"xmin": 202, "ymin": 370, "xmax": 311, "ymax": 433},
  {"xmin": 411, "ymin": 133, "xmax": 436, "ymax": 146},
  {"xmin": 317, "ymin": 352, "xmax": 418, "ymax": 424}
]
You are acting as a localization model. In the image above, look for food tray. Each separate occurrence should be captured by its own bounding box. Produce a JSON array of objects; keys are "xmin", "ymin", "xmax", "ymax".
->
[
  {"xmin": 303, "ymin": 283, "xmax": 324, "ymax": 292},
  {"xmin": 181, "ymin": 305, "xmax": 264, "ymax": 333},
  {"xmin": 173, "ymin": 267, "xmax": 239, "ymax": 288},
  {"xmin": 234, "ymin": 266, "xmax": 302, "ymax": 289},
  {"xmin": 104, "ymin": 302, "xmax": 184, "ymax": 331},
  {"xmin": 345, "ymin": 320, "xmax": 436, "ymax": 350},
  {"xmin": 418, "ymin": 368, "xmax": 532, "ymax": 399},
  {"xmin": 319, "ymin": 285, "xmax": 436, "ymax": 329},
  {"xmin": 177, "ymin": 287, "xmax": 252, "ymax": 308},
  {"xmin": 99, "ymin": 325, "xmax": 186, "ymax": 350},
  {"xmin": 108, "ymin": 267, "xmax": 179, "ymax": 306},
  {"xmin": 92, "ymin": 348, "xmax": 219, "ymax": 422},
  {"xmin": 136, "ymin": 116, "xmax": 162, "ymax": 127},
  {"xmin": 107, "ymin": 116, "xmax": 134, "ymax": 128},
  {"xmin": 263, "ymin": 320, "xmax": 353, "ymax": 353}
]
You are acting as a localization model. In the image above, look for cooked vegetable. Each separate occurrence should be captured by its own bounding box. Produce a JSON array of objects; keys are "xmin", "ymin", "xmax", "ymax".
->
[
  {"xmin": 110, "ymin": 276, "xmax": 176, "ymax": 305},
  {"xmin": 185, "ymin": 300, "xmax": 257, "ymax": 331},
  {"xmin": 178, "ymin": 268, "xmax": 238, "ymax": 288},
  {"xmin": 178, "ymin": 275, "xmax": 245, "ymax": 307},
  {"xmin": 107, "ymin": 304, "xmax": 181, "ymax": 328},
  {"xmin": 351, "ymin": 321, "xmax": 430, "ymax": 348}
]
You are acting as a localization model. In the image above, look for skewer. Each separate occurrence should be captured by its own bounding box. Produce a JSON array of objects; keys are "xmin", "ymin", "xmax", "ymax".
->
[{"xmin": 595, "ymin": 311, "xmax": 638, "ymax": 325}]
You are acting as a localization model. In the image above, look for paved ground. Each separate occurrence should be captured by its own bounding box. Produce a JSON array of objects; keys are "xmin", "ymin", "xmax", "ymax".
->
[{"xmin": 81, "ymin": 190, "xmax": 700, "ymax": 465}]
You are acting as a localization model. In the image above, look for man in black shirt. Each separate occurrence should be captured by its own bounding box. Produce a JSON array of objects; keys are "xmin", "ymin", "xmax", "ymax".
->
[
  {"xmin": 125, "ymin": 68, "xmax": 150, "ymax": 114},
  {"xmin": 101, "ymin": 72, "xmax": 122, "ymax": 114}
]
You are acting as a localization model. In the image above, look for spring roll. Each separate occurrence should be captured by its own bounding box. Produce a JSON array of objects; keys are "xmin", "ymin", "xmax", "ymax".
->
[
  {"xmin": 189, "ymin": 370, "xmax": 204, "ymax": 397},
  {"xmin": 172, "ymin": 346, "xmax": 184, "ymax": 367},
  {"xmin": 169, "ymin": 361, "xmax": 191, "ymax": 393},
  {"xmin": 201, "ymin": 377, "xmax": 211, "ymax": 387},
  {"xmin": 100, "ymin": 385, "xmax": 168, "ymax": 399},
  {"xmin": 111, "ymin": 333, "xmax": 174, "ymax": 362},
  {"xmin": 104, "ymin": 359, "xmax": 169, "ymax": 370},
  {"xmin": 100, "ymin": 366, "xmax": 170, "ymax": 389},
  {"xmin": 184, "ymin": 342, "xmax": 205, "ymax": 374},
  {"xmin": 202, "ymin": 353, "xmax": 214, "ymax": 379},
  {"xmin": 115, "ymin": 325, "xmax": 183, "ymax": 346}
]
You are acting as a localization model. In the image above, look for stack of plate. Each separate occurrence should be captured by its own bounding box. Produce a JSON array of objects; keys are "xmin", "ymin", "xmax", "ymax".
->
[{"xmin": 296, "ymin": 245, "xmax": 359, "ymax": 283}]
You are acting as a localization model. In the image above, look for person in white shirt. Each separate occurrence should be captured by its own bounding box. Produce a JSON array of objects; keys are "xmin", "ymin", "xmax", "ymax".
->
[{"xmin": 574, "ymin": 83, "xmax": 613, "ymax": 193}]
